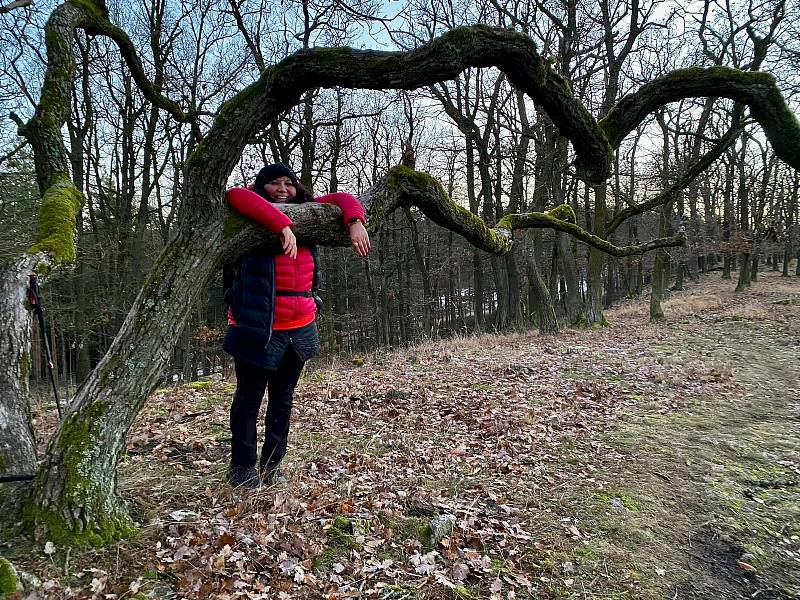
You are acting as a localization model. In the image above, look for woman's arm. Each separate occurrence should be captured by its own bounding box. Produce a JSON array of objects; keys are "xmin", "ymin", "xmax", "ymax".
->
[
  {"xmin": 227, "ymin": 187, "xmax": 293, "ymax": 233},
  {"xmin": 315, "ymin": 192, "xmax": 370, "ymax": 256},
  {"xmin": 315, "ymin": 192, "xmax": 366, "ymax": 226}
]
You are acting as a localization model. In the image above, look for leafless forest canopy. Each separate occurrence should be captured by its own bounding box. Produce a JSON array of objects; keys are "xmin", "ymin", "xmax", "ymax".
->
[{"xmin": 2, "ymin": 0, "xmax": 799, "ymax": 389}]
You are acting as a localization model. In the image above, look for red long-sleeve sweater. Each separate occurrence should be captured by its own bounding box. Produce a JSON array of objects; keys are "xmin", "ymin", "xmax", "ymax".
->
[{"xmin": 226, "ymin": 188, "xmax": 366, "ymax": 330}]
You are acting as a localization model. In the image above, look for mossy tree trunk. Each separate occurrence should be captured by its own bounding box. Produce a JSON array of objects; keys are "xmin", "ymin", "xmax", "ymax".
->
[
  {"xmin": 0, "ymin": 1, "xmax": 88, "ymax": 499},
  {"xmin": 527, "ymin": 110, "xmax": 561, "ymax": 330},
  {"xmin": 25, "ymin": 225, "xmax": 222, "ymax": 543},
  {"xmin": 556, "ymin": 232, "xmax": 584, "ymax": 324},
  {"xmin": 650, "ymin": 249, "xmax": 666, "ymax": 322},
  {"xmin": 723, "ymin": 254, "xmax": 733, "ymax": 279},
  {"xmin": 784, "ymin": 176, "xmax": 798, "ymax": 276},
  {"xmin": 796, "ymin": 245, "xmax": 800, "ymax": 275},
  {"xmin": 586, "ymin": 184, "xmax": 608, "ymax": 326},
  {"xmin": 650, "ymin": 116, "xmax": 671, "ymax": 322},
  {"xmin": 524, "ymin": 249, "xmax": 559, "ymax": 335},
  {"xmin": 650, "ymin": 210, "xmax": 668, "ymax": 322},
  {"xmin": 404, "ymin": 208, "xmax": 434, "ymax": 337},
  {"xmin": 735, "ymin": 251, "xmax": 752, "ymax": 292}
]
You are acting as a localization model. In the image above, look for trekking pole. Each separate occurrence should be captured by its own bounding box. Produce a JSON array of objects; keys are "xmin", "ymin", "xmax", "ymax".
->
[
  {"xmin": 0, "ymin": 474, "xmax": 34, "ymax": 483},
  {"xmin": 27, "ymin": 273, "xmax": 62, "ymax": 420},
  {"xmin": 0, "ymin": 275, "xmax": 59, "ymax": 484}
]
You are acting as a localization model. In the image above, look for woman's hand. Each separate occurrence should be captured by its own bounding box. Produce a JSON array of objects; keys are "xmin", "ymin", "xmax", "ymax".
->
[
  {"xmin": 280, "ymin": 225, "xmax": 297, "ymax": 259},
  {"xmin": 349, "ymin": 221, "xmax": 371, "ymax": 257}
]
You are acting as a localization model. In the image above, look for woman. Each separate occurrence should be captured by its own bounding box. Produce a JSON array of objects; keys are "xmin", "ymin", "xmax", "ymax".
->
[{"xmin": 223, "ymin": 163, "xmax": 370, "ymax": 488}]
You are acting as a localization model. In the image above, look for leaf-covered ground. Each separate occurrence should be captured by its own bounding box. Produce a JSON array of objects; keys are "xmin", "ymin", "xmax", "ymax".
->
[{"xmin": 6, "ymin": 268, "xmax": 799, "ymax": 599}]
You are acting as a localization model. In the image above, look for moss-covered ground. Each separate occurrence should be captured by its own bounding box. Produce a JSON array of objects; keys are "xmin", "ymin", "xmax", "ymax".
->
[{"xmin": 1, "ymin": 269, "xmax": 798, "ymax": 598}]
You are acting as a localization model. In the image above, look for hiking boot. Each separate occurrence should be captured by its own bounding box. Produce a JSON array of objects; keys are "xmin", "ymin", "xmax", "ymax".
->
[
  {"xmin": 259, "ymin": 465, "xmax": 287, "ymax": 486},
  {"xmin": 227, "ymin": 464, "xmax": 261, "ymax": 489}
]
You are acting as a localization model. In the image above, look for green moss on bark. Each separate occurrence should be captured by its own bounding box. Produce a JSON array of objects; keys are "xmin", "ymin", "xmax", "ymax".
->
[
  {"xmin": 592, "ymin": 315, "xmax": 611, "ymax": 329},
  {"xmin": 27, "ymin": 175, "xmax": 83, "ymax": 265},
  {"xmin": 305, "ymin": 47, "xmax": 352, "ymax": 68},
  {"xmin": 69, "ymin": 0, "xmax": 110, "ymax": 21},
  {"xmin": 24, "ymin": 501, "xmax": 134, "ymax": 547},
  {"xmin": 23, "ymin": 401, "xmax": 136, "ymax": 546},
  {"xmin": 222, "ymin": 210, "xmax": 252, "ymax": 240},
  {"xmin": 548, "ymin": 204, "xmax": 577, "ymax": 224},
  {"xmin": 98, "ymin": 354, "xmax": 120, "ymax": 387},
  {"xmin": 387, "ymin": 166, "xmax": 512, "ymax": 254},
  {"xmin": 20, "ymin": 352, "xmax": 29, "ymax": 380},
  {"xmin": 388, "ymin": 165, "xmax": 445, "ymax": 195},
  {"xmin": 36, "ymin": 30, "xmax": 75, "ymax": 132},
  {"xmin": 755, "ymin": 78, "xmax": 800, "ymax": 168},
  {"xmin": 0, "ymin": 557, "xmax": 19, "ymax": 597}
]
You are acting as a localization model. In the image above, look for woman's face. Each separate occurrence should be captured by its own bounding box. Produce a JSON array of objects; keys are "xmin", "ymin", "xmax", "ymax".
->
[{"xmin": 264, "ymin": 176, "xmax": 297, "ymax": 203}]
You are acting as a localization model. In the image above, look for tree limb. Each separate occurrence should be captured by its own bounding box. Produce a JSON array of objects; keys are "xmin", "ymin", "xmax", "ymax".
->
[
  {"xmin": 605, "ymin": 123, "xmax": 741, "ymax": 235},
  {"xmin": 189, "ymin": 24, "xmax": 612, "ymax": 206},
  {"xmin": 599, "ymin": 67, "xmax": 800, "ymax": 172},
  {"xmin": 72, "ymin": 2, "xmax": 194, "ymax": 124},
  {"xmin": 0, "ymin": 140, "xmax": 28, "ymax": 167},
  {"xmin": 221, "ymin": 166, "xmax": 687, "ymax": 261},
  {"xmin": 0, "ymin": 0, "xmax": 31, "ymax": 14}
]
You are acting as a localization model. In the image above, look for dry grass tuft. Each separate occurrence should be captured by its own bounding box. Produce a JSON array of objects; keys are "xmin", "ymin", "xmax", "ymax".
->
[{"xmin": 663, "ymin": 292, "xmax": 725, "ymax": 316}]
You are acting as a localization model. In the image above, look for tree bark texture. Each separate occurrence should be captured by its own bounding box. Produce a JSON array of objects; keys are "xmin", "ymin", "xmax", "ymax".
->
[
  {"xmin": 736, "ymin": 252, "xmax": 752, "ymax": 292},
  {"xmin": 586, "ymin": 185, "xmax": 608, "ymax": 326},
  {"xmin": 0, "ymin": 255, "xmax": 39, "ymax": 509},
  {"xmin": 650, "ymin": 208, "xmax": 669, "ymax": 322},
  {"xmin": 556, "ymin": 232, "xmax": 584, "ymax": 325},
  {"xmin": 524, "ymin": 249, "xmax": 559, "ymax": 335},
  {"xmin": 25, "ymin": 225, "xmax": 222, "ymax": 544}
]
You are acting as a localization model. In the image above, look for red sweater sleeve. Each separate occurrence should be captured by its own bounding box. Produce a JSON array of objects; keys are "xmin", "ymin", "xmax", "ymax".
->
[
  {"xmin": 227, "ymin": 187, "xmax": 293, "ymax": 233},
  {"xmin": 315, "ymin": 192, "xmax": 366, "ymax": 226}
]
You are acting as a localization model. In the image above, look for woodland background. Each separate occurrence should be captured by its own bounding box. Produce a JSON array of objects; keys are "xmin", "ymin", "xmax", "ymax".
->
[{"xmin": 1, "ymin": 0, "xmax": 799, "ymax": 395}]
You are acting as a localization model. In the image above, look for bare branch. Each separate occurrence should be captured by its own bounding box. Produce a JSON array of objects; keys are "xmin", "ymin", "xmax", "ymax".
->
[
  {"xmin": 0, "ymin": 0, "xmax": 31, "ymax": 14},
  {"xmin": 0, "ymin": 140, "xmax": 28, "ymax": 168},
  {"xmin": 75, "ymin": 5, "xmax": 194, "ymax": 124},
  {"xmin": 606, "ymin": 124, "xmax": 741, "ymax": 235},
  {"xmin": 225, "ymin": 0, "xmax": 266, "ymax": 72},
  {"xmin": 600, "ymin": 67, "xmax": 800, "ymax": 172}
]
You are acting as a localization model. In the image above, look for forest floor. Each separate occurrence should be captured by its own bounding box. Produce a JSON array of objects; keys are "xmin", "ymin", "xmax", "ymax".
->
[{"xmin": 4, "ymin": 267, "xmax": 799, "ymax": 599}]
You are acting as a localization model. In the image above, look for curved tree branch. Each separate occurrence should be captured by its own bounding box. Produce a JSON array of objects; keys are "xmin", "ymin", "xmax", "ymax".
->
[
  {"xmin": 188, "ymin": 24, "xmax": 612, "ymax": 208},
  {"xmin": 221, "ymin": 166, "xmax": 687, "ymax": 262},
  {"xmin": 73, "ymin": 2, "xmax": 193, "ymax": 124},
  {"xmin": 605, "ymin": 123, "xmax": 741, "ymax": 235},
  {"xmin": 599, "ymin": 67, "xmax": 800, "ymax": 171},
  {"xmin": 0, "ymin": 140, "xmax": 27, "ymax": 167}
]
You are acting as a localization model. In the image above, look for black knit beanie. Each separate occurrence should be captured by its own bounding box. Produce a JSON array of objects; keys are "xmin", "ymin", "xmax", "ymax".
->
[{"xmin": 253, "ymin": 163, "xmax": 302, "ymax": 202}]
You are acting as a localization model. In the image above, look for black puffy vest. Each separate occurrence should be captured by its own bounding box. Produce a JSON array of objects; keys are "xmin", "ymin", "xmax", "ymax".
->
[
  {"xmin": 222, "ymin": 245, "xmax": 321, "ymax": 368},
  {"xmin": 223, "ymin": 246, "xmax": 276, "ymax": 367}
]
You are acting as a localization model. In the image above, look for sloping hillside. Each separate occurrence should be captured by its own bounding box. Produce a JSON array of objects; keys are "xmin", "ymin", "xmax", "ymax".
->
[{"xmin": 5, "ymin": 269, "xmax": 799, "ymax": 599}]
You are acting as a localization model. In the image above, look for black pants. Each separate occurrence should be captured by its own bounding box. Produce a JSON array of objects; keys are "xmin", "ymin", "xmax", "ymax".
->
[{"xmin": 230, "ymin": 349, "xmax": 305, "ymax": 471}]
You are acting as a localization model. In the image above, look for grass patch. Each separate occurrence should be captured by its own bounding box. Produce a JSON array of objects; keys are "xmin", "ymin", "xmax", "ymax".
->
[
  {"xmin": 188, "ymin": 380, "xmax": 213, "ymax": 390},
  {"xmin": 312, "ymin": 516, "xmax": 362, "ymax": 573},
  {"xmin": 378, "ymin": 513, "xmax": 433, "ymax": 551}
]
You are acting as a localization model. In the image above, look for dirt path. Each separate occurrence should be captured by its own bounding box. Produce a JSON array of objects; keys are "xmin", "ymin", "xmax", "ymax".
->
[{"xmin": 561, "ymin": 273, "xmax": 800, "ymax": 598}]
